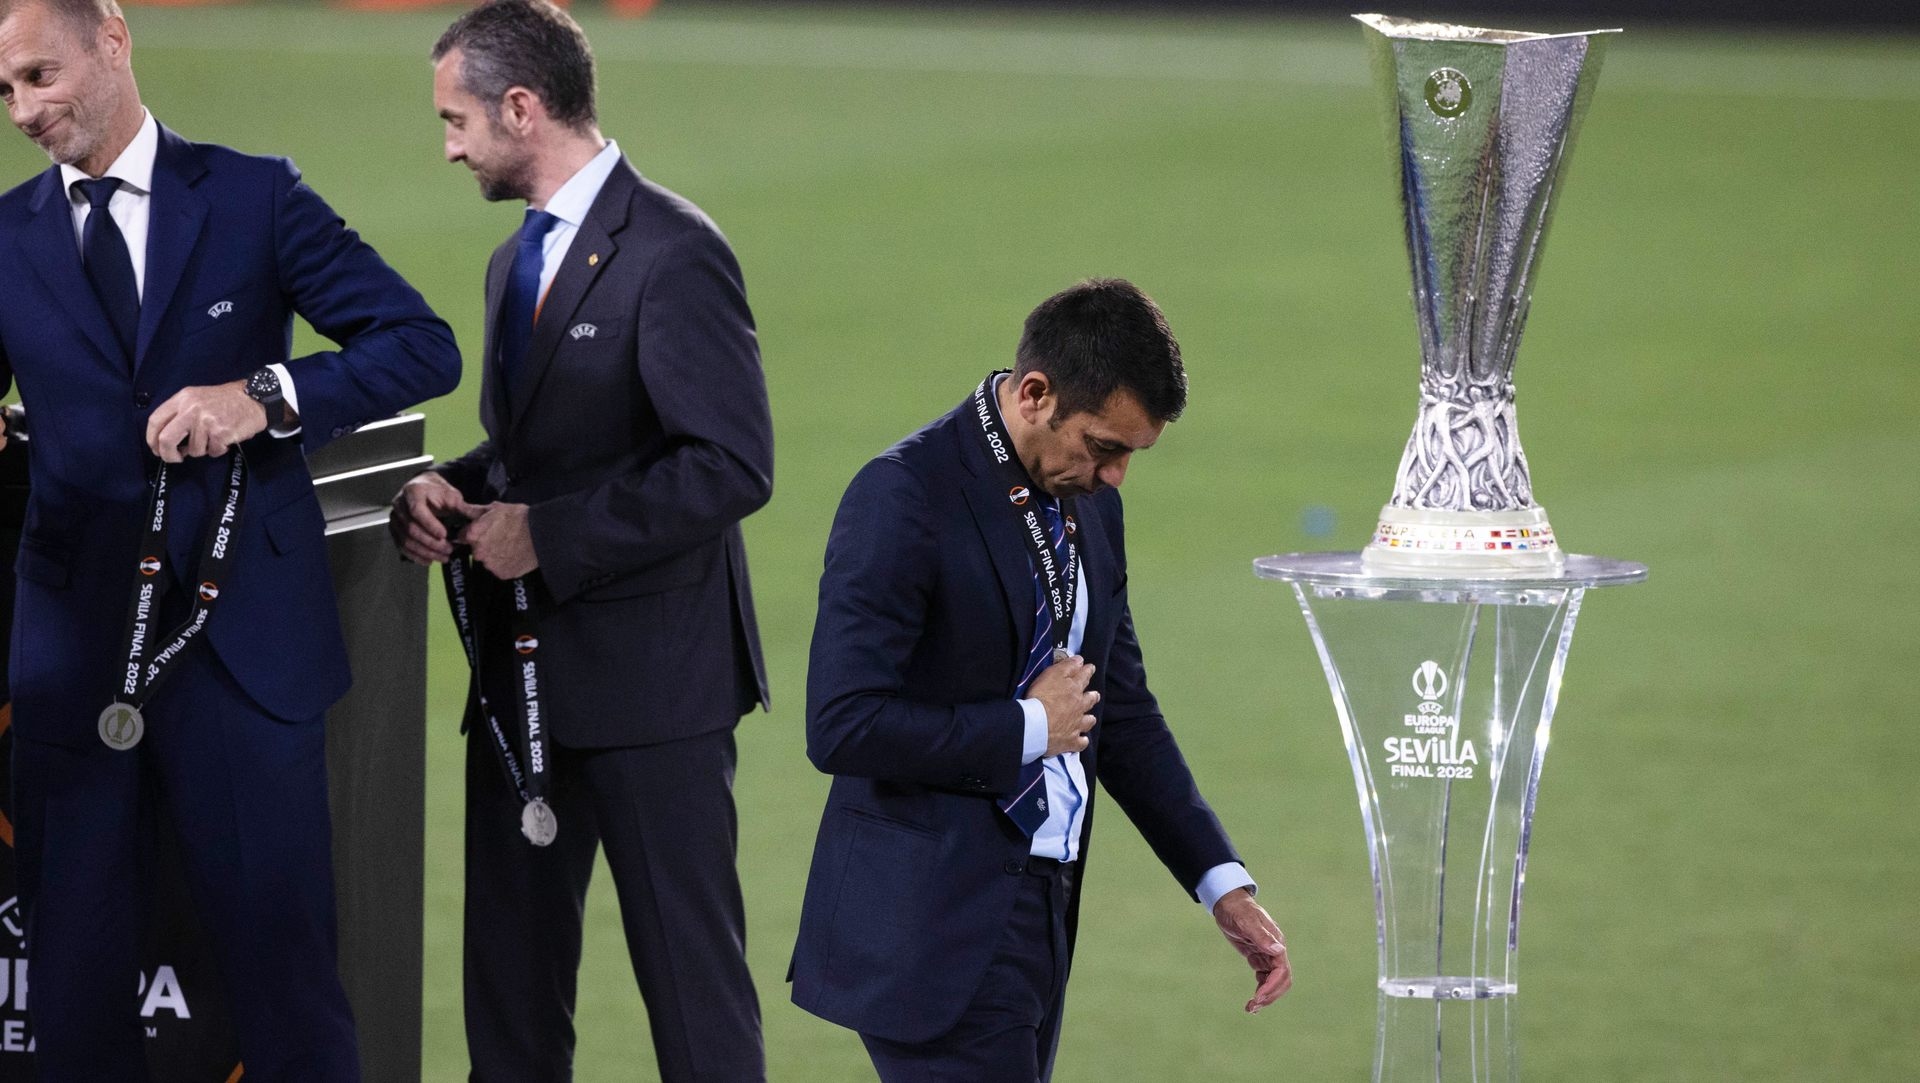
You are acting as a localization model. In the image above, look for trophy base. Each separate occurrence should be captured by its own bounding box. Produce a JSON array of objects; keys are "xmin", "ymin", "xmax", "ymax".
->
[{"xmin": 1362, "ymin": 506, "xmax": 1564, "ymax": 578}]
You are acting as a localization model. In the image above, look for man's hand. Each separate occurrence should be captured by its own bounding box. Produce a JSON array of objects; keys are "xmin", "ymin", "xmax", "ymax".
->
[
  {"xmin": 1214, "ymin": 888, "xmax": 1292, "ymax": 1014},
  {"xmin": 1031, "ymin": 655, "xmax": 1099, "ymax": 757},
  {"xmin": 461, "ymin": 501, "xmax": 539, "ymax": 580},
  {"xmin": 145, "ymin": 380, "xmax": 268, "ymax": 462},
  {"xmin": 389, "ymin": 472, "xmax": 481, "ymax": 566}
]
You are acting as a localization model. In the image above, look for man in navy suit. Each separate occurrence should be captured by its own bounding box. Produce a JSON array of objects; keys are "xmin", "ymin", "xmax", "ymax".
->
[
  {"xmin": 792, "ymin": 279, "xmax": 1293, "ymax": 1081},
  {"xmin": 0, "ymin": 0, "xmax": 458, "ymax": 1078},
  {"xmin": 387, "ymin": 3, "xmax": 771, "ymax": 1080}
]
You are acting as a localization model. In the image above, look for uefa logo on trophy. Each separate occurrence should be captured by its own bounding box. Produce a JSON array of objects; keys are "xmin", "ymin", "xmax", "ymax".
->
[{"xmin": 1356, "ymin": 13, "xmax": 1619, "ymax": 577}]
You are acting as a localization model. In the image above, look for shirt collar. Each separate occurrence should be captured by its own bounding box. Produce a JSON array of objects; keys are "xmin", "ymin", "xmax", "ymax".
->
[
  {"xmin": 540, "ymin": 139, "xmax": 621, "ymax": 231},
  {"xmin": 61, "ymin": 110, "xmax": 159, "ymax": 200}
]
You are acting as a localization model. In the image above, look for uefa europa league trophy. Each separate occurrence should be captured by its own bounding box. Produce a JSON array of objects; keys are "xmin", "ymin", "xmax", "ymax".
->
[{"xmin": 1255, "ymin": 15, "xmax": 1646, "ymax": 1081}]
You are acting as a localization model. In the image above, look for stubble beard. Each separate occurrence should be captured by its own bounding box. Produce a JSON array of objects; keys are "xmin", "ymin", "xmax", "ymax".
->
[
  {"xmin": 33, "ymin": 98, "xmax": 106, "ymax": 169},
  {"xmin": 474, "ymin": 123, "xmax": 534, "ymax": 203},
  {"xmin": 476, "ymin": 170, "xmax": 524, "ymax": 203}
]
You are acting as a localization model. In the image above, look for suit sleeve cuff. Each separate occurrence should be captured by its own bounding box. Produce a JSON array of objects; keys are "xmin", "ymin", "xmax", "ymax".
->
[
  {"xmin": 266, "ymin": 363, "xmax": 302, "ymax": 438},
  {"xmin": 1197, "ymin": 863, "xmax": 1257, "ymax": 915},
  {"xmin": 1017, "ymin": 698, "xmax": 1047, "ymax": 766}
]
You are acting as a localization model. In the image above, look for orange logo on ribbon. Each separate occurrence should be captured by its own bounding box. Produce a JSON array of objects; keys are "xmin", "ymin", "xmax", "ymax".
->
[
  {"xmin": 139, "ymin": 556, "xmax": 162, "ymax": 575},
  {"xmin": 198, "ymin": 582, "xmax": 219, "ymax": 602},
  {"xmin": 1008, "ymin": 486, "xmax": 1030, "ymax": 506},
  {"xmin": 515, "ymin": 635, "xmax": 539, "ymax": 655}
]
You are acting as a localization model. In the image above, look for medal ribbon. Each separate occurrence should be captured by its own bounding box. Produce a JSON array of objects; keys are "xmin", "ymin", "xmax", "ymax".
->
[
  {"xmin": 104, "ymin": 450, "xmax": 248, "ymax": 746},
  {"xmin": 970, "ymin": 371, "xmax": 1078, "ymax": 675},
  {"xmin": 442, "ymin": 552, "xmax": 556, "ymax": 846}
]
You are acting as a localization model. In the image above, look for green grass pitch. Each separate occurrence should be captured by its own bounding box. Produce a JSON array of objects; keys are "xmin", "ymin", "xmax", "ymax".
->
[{"xmin": 2, "ymin": 3, "xmax": 1915, "ymax": 1079}]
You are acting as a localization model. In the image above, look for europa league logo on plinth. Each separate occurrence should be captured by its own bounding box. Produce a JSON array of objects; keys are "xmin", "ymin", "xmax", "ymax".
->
[{"xmin": 1357, "ymin": 13, "xmax": 1617, "ymax": 577}]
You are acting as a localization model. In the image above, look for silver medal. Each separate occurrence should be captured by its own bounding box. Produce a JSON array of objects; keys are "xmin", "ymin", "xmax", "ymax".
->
[
  {"xmin": 1051, "ymin": 648, "xmax": 1070, "ymax": 665},
  {"xmin": 521, "ymin": 798, "xmax": 558, "ymax": 847},
  {"xmin": 98, "ymin": 702, "xmax": 145, "ymax": 750}
]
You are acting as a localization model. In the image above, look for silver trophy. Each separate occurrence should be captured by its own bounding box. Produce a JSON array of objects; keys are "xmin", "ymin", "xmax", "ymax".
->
[
  {"xmin": 1255, "ymin": 15, "xmax": 1646, "ymax": 1081},
  {"xmin": 1358, "ymin": 14, "xmax": 1616, "ymax": 577}
]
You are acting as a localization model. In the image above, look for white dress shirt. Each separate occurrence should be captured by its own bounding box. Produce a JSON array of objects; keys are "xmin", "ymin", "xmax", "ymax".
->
[
  {"xmin": 528, "ymin": 139, "xmax": 622, "ymax": 298},
  {"xmin": 60, "ymin": 111, "xmax": 300, "ymax": 434}
]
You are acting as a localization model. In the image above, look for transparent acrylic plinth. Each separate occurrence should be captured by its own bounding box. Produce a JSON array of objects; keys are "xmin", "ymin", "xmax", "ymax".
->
[{"xmin": 1255, "ymin": 552, "xmax": 1645, "ymax": 1081}]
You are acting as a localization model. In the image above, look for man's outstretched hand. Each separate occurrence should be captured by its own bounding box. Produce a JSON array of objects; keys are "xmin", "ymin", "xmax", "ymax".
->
[{"xmin": 1213, "ymin": 887, "xmax": 1292, "ymax": 1013}]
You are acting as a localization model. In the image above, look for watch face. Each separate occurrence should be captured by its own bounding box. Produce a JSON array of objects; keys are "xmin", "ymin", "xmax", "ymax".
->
[{"xmin": 248, "ymin": 369, "xmax": 281, "ymax": 400}]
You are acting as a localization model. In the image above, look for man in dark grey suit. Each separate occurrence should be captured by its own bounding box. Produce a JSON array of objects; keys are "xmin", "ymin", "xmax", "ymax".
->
[{"xmin": 387, "ymin": 3, "xmax": 772, "ymax": 1080}]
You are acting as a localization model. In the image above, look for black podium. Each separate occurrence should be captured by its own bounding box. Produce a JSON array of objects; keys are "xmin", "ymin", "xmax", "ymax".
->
[{"xmin": 0, "ymin": 415, "xmax": 432, "ymax": 1082}]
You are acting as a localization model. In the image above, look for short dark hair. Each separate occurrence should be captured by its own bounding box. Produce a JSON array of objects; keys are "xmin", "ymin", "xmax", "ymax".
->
[
  {"xmin": 431, "ymin": 0, "xmax": 597, "ymax": 132},
  {"xmin": 0, "ymin": 0, "xmax": 123, "ymax": 40},
  {"xmin": 1015, "ymin": 278, "xmax": 1187, "ymax": 424}
]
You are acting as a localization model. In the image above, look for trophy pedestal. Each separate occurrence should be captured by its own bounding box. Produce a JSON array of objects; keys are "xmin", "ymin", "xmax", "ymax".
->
[{"xmin": 1255, "ymin": 552, "xmax": 1644, "ymax": 1081}]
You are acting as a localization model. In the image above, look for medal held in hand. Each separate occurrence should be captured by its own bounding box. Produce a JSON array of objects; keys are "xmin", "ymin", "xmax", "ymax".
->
[
  {"xmin": 442, "ymin": 536, "xmax": 558, "ymax": 848},
  {"xmin": 103, "ymin": 451, "xmax": 248, "ymax": 750}
]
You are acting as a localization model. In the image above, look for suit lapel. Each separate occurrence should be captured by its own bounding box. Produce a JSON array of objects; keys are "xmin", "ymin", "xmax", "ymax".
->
[
  {"xmin": 505, "ymin": 162, "xmax": 634, "ymax": 433},
  {"xmin": 20, "ymin": 168, "xmax": 125, "ymax": 367},
  {"xmin": 954, "ymin": 401, "xmax": 1040, "ymax": 686},
  {"xmin": 136, "ymin": 126, "xmax": 209, "ymax": 370}
]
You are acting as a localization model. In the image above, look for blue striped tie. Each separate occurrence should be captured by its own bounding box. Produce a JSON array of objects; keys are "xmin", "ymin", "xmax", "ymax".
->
[{"xmin": 999, "ymin": 497, "xmax": 1070, "ymax": 835}]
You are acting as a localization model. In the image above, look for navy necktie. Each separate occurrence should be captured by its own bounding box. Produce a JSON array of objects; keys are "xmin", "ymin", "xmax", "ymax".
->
[
  {"xmin": 498, "ymin": 208, "xmax": 560, "ymax": 398},
  {"xmin": 74, "ymin": 177, "xmax": 139, "ymax": 360},
  {"xmin": 999, "ymin": 496, "xmax": 1072, "ymax": 836}
]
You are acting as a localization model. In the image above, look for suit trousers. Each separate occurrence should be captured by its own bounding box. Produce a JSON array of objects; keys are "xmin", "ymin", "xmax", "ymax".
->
[
  {"xmin": 462, "ymin": 722, "xmax": 763, "ymax": 1083},
  {"xmin": 11, "ymin": 653, "xmax": 360, "ymax": 1082},
  {"xmin": 860, "ymin": 857, "xmax": 1077, "ymax": 1083}
]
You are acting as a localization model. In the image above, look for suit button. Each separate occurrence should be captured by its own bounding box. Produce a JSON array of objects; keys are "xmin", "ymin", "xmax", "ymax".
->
[
  {"xmin": 1003, "ymin": 859, "xmax": 1025, "ymax": 875},
  {"xmin": 133, "ymin": 391, "xmax": 151, "ymax": 407}
]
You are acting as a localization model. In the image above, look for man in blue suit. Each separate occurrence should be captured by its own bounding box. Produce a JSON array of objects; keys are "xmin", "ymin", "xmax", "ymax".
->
[
  {"xmin": 0, "ymin": 1, "xmax": 458, "ymax": 1078},
  {"xmin": 792, "ymin": 279, "xmax": 1293, "ymax": 1081}
]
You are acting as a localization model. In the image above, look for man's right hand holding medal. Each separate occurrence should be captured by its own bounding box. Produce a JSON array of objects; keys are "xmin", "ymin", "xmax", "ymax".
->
[
  {"xmin": 1032, "ymin": 655, "xmax": 1099, "ymax": 757},
  {"xmin": 390, "ymin": 471, "xmax": 482, "ymax": 566}
]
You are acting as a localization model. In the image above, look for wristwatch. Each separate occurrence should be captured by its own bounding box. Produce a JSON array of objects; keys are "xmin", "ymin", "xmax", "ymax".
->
[{"xmin": 244, "ymin": 367, "xmax": 286, "ymax": 427}]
